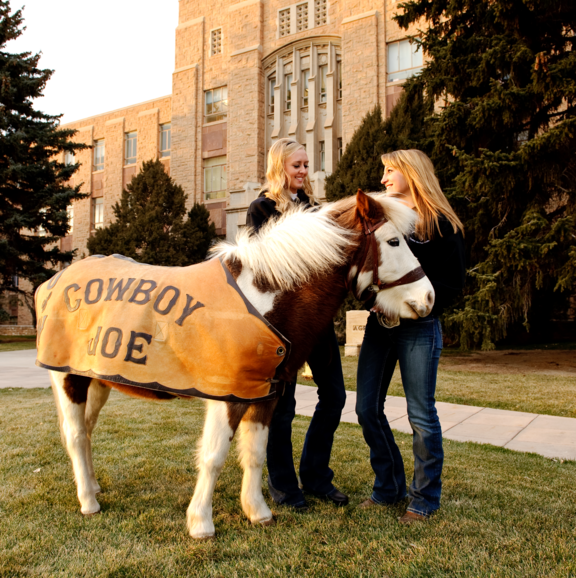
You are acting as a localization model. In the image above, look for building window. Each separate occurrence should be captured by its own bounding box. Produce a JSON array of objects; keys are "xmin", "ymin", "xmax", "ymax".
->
[
  {"xmin": 269, "ymin": 78, "xmax": 276, "ymax": 114},
  {"xmin": 67, "ymin": 205, "xmax": 74, "ymax": 234},
  {"xmin": 210, "ymin": 28, "xmax": 222, "ymax": 56},
  {"xmin": 124, "ymin": 132, "xmax": 137, "ymax": 165},
  {"xmin": 279, "ymin": 8, "xmax": 291, "ymax": 37},
  {"xmin": 160, "ymin": 123, "xmax": 171, "ymax": 157},
  {"xmin": 319, "ymin": 141, "xmax": 325, "ymax": 171},
  {"xmin": 337, "ymin": 60, "xmax": 342, "ymax": 99},
  {"xmin": 204, "ymin": 156, "xmax": 227, "ymax": 200},
  {"xmin": 337, "ymin": 138, "xmax": 343, "ymax": 162},
  {"xmin": 92, "ymin": 197, "xmax": 104, "ymax": 231},
  {"xmin": 205, "ymin": 87, "xmax": 228, "ymax": 123},
  {"xmin": 64, "ymin": 151, "xmax": 75, "ymax": 166},
  {"xmin": 314, "ymin": 0, "xmax": 327, "ymax": 27},
  {"xmin": 387, "ymin": 39, "xmax": 423, "ymax": 82},
  {"xmin": 93, "ymin": 139, "xmax": 105, "ymax": 172},
  {"xmin": 296, "ymin": 2, "xmax": 308, "ymax": 31},
  {"xmin": 301, "ymin": 69, "xmax": 310, "ymax": 107},
  {"xmin": 319, "ymin": 65, "xmax": 327, "ymax": 103},
  {"xmin": 285, "ymin": 74, "xmax": 293, "ymax": 110}
]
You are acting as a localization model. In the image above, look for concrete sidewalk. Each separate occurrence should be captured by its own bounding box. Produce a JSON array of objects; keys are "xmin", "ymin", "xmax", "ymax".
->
[
  {"xmin": 0, "ymin": 349, "xmax": 50, "ymax": 389},
  {"xmin": 295, "ymin": 384, "xmax": 576, "ymax": 461},
  {"xmin": 1, "ymin": 350, "xmax": 575, "ymax": 461}
]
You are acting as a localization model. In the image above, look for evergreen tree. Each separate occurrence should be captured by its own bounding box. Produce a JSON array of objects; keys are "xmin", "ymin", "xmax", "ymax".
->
[
  {"xmin": 87, "ymin": 160, "xmax": 216, "ymax": 266},
  {"xmin": 0, "ymin": 1, "xmax": 87, "ymax": 321},
  {"xmin": 328, "ymin": 0, "xmax": 576, "ymax": 348},
  {"xmin": 325, "ymin": 92, "xmax": 431, "ymax": 202},
  {"xmin": 325, "ymin": 106, "xmax": 388, "ymax": 201},
  {"xmin": 395, "ymin": 0, "xmax": 576, "ymax": 348}
]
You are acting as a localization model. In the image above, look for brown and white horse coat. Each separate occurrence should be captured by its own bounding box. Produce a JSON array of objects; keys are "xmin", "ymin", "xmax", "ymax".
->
[{"xmin": 43, "ymin": 191, "xmax": 434, "ymax": 538}]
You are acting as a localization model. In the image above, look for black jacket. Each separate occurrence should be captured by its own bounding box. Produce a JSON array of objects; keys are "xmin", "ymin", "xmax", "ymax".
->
[
  {"xmin": 407, "ymin": 217, "xmax": 466, "ymax": 317},
  {"xmin": 246, "ymin": 189, "xmax": 313, "ymax": 234}
]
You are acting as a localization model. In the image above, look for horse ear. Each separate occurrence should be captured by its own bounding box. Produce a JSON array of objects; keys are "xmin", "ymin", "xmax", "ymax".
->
[{"xmin": 355, "ymin": 189, "xmax": 380, "ymax": 222}]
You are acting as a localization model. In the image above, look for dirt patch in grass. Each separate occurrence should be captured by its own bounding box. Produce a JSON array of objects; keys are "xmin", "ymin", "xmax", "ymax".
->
[{"xmin": 440, "ymin": 349, "xmax": 576, "ymax": 377}]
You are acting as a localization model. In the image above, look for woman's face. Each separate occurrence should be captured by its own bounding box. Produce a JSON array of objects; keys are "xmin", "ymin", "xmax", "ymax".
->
[
  {"xmin": 381, "ymin": 165, "xmax": 409, "ymax": 195},
  {"xmin": 284, "ymin": 149, "xmax": 309, "ymax": 194}
]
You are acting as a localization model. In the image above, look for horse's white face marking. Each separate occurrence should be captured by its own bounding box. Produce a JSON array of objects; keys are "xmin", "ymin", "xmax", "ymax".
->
[
  {"xmin": 357, "ymin": 220, "xmax": 435, "ymax": 323},
  {"xmin": 236, "ymin": 267, "xmax": 278, "ymax": 317}
]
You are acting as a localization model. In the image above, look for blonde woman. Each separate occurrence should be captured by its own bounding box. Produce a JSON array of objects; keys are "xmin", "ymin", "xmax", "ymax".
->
[
  {"xmin": 246, "ymin": 138, "xmax": 348, "ymax": 510},
  {"xmin": 356, "ymin": 149, "xmax": 465, "ymax": 524}
]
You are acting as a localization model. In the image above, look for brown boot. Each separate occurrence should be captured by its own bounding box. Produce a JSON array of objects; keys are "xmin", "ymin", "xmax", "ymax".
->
[{"xmin": 398, "ymin": 510, "xmax": 428, "ymax": 525}]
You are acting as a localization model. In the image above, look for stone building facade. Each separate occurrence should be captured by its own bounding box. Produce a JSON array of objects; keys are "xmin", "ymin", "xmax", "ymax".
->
[
  {"xmin": 59, "ymin": 0, "xmax": 423, "ymax": 253},
  {"xmin": 2, "ymin": 0, "xmax": 426, "ymax": 332}
]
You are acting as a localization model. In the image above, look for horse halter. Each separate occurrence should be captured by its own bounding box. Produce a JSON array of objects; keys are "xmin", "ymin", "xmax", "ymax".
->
[{"xmin": 351, "ymin": 217, "xmax": 426, "ymax": 303}]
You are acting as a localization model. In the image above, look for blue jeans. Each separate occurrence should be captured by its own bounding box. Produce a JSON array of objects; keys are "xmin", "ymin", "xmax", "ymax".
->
[
  {"xmin": 355, "ymin": 313, "xmax": 443, "ymax": 516},
  {"xmin": 266, "ymin": 324, "xmax": 346, "ymax": 505}
]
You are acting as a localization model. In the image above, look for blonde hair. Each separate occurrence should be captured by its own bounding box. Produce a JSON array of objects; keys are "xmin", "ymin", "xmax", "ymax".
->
[
  {"xmin": 381, "ymin": 149, "xmax": 464, "ymax": 239},
  {"xmin": 264, "ymin": 138, "xmax": 316, "ymax": 213}
]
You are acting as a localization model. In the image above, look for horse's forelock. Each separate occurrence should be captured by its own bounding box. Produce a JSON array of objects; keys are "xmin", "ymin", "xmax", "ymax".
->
[{"xmin": 323, "ymin": 194, "xmax": 416, "ymax": 237}]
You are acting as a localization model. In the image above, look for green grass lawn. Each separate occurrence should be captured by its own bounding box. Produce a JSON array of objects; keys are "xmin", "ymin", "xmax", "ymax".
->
[
  {"xmin": 0, "ymin": 335, "xmax": 36, "ymax": 353},
  {"xmin": 298, "ymin": 348, "xmax": 576, "ymax": 419},
  {"xmin": 1, "ymin": 388, "xmax": 575, "ymax": 577}
]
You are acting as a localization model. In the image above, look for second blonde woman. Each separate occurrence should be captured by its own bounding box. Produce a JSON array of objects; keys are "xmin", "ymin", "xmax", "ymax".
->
[{"xmin": 356, "ymin": 149, "xmax": 465, "ymax": 524}]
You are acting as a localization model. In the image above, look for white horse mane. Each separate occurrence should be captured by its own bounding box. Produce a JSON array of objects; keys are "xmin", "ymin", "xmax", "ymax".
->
[{"xmin": 210, "ymin": 195, "xmax": 417, "ymax": 292}]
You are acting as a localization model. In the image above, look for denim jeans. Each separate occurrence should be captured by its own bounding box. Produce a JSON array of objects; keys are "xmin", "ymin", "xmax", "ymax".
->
[
  {"xmin": 355, "ymin": 313, "xmax": 444, "ymax": 516},
  {"xmin": 266, "ymin": 324, "xmax": 346, "ymax": 505}
]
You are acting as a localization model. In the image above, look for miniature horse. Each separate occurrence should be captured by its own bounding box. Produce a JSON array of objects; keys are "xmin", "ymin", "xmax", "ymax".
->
[{"xmin": 47, "ymin": 191, "xmax": 434, "ymax": 538}]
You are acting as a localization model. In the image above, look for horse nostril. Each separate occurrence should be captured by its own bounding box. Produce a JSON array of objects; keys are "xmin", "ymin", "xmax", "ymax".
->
[
  {"xmin": 407, "ymin": 300, "xmax": 420, "ymax": 315},
  {"xmin": 426, "ymin": 291, "xmax": 434, "ymax": 308}
]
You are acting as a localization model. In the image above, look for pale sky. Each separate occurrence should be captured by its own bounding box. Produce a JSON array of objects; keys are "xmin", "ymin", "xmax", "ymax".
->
[{"xmin": 6, "ymin": 0, "xmax": 179, "ymax": 124}]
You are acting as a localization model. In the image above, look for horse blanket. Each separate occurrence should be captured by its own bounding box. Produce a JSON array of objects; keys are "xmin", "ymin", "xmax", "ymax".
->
[{"xmin": 35, "ymin": 255, "xmax": 290, "ymax": 402}]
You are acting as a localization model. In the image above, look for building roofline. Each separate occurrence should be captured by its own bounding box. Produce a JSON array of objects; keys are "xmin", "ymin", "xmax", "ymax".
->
[{"xmin": 60, "ymin": 94, "xmax": 173, "ymax": 127}]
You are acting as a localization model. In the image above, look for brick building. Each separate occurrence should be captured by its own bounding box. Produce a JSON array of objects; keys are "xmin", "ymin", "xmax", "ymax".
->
[
  {"xmin": 2, "ymin": 0, "xmax": 425, "ymax": 332},
  {"xmin": 59, "ymin": 0, "xmax": 423, "ymax": 250}
]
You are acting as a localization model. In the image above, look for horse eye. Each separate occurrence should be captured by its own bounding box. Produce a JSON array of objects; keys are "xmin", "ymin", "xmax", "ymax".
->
[{"xmin": 387, "ymin": 238, "xmax": 400, "ymax": 247}]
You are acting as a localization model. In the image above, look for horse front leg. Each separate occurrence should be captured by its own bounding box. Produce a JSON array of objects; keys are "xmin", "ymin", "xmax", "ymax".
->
[
  {"xmin": 187, "ymin": 400, "xmax": 243, "ymax": 539},
  {"xmin": 50, "ymin": 371, "xmax": 101, "ymax": 515},
  {"xmin": 237, "ymin": 400, "xmax": 277, "ymax": 526}
]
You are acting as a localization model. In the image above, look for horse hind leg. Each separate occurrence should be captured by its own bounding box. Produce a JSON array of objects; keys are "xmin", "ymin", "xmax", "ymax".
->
[
  {"xmin": 237, "ymin": 400, "xmax": 277, "ymax": 527},
  {"xmin": 84, "ymin": 380, "xmax": 111, "ymax": 494},
  {"xmin": 187, "ymin": 400, "xmax": 243, "ymax": 539},
  {"xmin": 50, "ymin": 371, "xmax": 100, "ymax": 515}
]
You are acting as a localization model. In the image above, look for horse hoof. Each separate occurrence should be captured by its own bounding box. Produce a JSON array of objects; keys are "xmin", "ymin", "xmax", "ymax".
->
[
  {"xmin": 192, "ymin": 533, "xmax": 216, "ymax": 541},
  {"xmin": 83, "ymin": 509, "xmax": 101, "ymax": 517},
  {"xmin": 255, "ymin": 516, "xmax": 275, "ymax": 527}
]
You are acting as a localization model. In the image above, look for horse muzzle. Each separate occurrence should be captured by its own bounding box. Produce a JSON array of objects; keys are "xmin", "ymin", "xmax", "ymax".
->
[{"xmin": 407, "ymin": 290, "xmax": 435, "ymax": 318}]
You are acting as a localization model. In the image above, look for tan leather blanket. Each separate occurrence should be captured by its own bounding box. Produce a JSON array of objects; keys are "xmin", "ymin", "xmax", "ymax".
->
[{"xmin": 35, "ymin": 255, "xmax": 289, "ymax": 402}]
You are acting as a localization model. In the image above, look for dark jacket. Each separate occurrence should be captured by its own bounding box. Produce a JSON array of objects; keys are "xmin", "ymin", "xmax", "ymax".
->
[
  {"xmin": 407, "ymin": 216, "xmax": 466, "ymax": 317},
  {"xmin": 246, "ymin": 189, "xmax": 313, "ymax": 234}
]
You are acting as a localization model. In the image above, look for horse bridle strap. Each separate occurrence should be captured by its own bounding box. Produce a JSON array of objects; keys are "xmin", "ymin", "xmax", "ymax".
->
[
  {"xmin": 353, "ymin": 217, "xmax": 426, "ymax": 301},
  {"xmin": 375, "ymin": 266, "xmax": 426, "ymax": 291}
]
